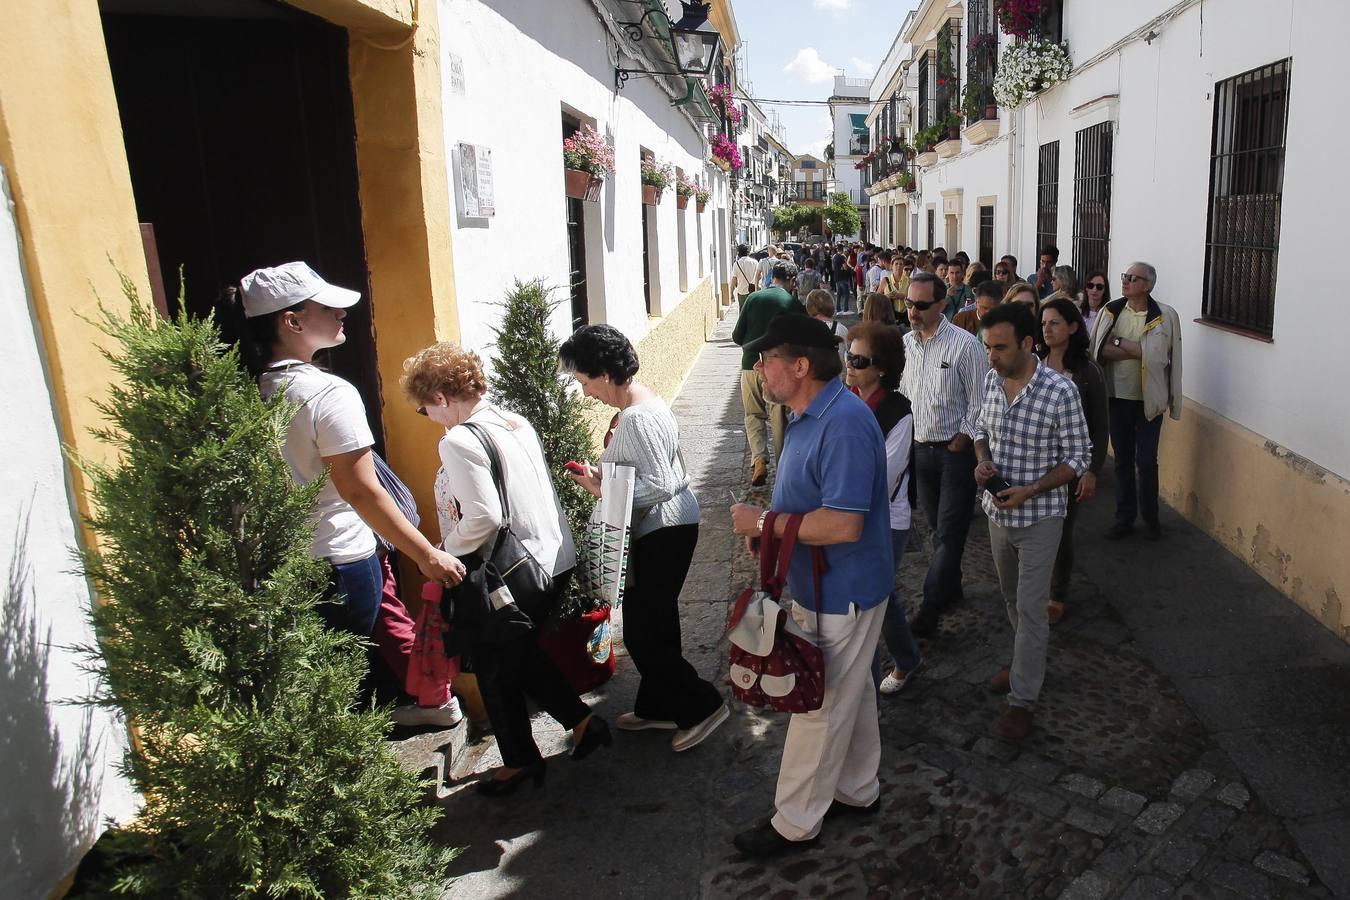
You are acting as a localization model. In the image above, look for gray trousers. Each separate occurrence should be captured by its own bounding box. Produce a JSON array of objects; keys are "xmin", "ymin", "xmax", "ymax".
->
[{"xmin": 987, "ymin": 515, "xmax": 1065, "ymax": 709}]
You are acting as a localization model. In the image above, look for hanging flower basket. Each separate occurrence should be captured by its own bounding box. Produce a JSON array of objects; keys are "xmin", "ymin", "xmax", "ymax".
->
[
  {"xmin": 993, "ymin": 39, "xmax": 1071, "ymax": 109},
  {"xmin": 564, "ymin": 168, "xmax": 604, "ymax": 202},
  {"xmin": 697, "ymin": 200, "xmax": 707, "ymax": 213},
  {"xmin": 995, "ymin": 0, "xmax": 1053, "ymax": 40},
  {"xmin": 710, "ymin": 133, "xmax": 743, "ymax": 172},
  {"xmin": 562, "ymin": 124, "xmax": 615, "ymax": 202}
]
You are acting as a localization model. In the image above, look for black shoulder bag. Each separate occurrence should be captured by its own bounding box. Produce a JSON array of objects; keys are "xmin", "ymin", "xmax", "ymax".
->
[{"xmin": 460, "ymin": 422, "xmax": 555, "ymax": 621}]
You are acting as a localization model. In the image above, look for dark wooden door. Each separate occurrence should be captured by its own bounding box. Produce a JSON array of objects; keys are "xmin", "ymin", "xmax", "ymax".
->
[{"xmin": 102, "ymin": 2, "xmax": 383, "ymax": 445}]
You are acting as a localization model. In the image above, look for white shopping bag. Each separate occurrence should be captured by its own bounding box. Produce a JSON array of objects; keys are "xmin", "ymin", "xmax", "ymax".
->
[{"xmin": 577, "ymin": 462, "xmax": 636, "ymax": 609}]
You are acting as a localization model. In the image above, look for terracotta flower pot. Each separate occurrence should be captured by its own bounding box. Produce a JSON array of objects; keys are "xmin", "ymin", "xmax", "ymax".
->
[
  {"xmin": 696, "ymin": 200, "xmax": 707, "ymax": 213},
  {"xmin": 642, "ymin": 183, "xmax": 662, "ymax": 205},
  {"xmin": 564, "ymin": 168, "xmax": 603, "ymax": 202},
  {"xmin": 984, "ymin": 103, "xmax": 998, "ymax": 120},
  {"xmin": 948, "ymin": 124, "xmax": 961, "ymax": 140},
  {"xmin": 676, "ymin": 194, "xmax": 689, "ymax": 209}
]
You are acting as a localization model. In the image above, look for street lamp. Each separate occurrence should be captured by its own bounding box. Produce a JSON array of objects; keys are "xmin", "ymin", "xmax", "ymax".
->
[{"xmin": 670, "ymin": 2, "xmax": 720, "ymax": 77}]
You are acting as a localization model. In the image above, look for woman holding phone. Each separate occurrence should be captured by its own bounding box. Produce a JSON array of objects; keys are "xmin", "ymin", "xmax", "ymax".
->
[{"xmin": 559, "ymin": 325, "xmax": 728, "ymax": 754}]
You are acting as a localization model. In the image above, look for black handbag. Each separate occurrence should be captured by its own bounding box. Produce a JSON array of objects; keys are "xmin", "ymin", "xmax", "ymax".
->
[{"xmin": 460, "ymin": 422, "xmax": 555, "ymax": 620}]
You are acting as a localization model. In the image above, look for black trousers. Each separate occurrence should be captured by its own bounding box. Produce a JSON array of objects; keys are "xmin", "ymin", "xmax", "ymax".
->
[
  {"xmin": 472, "ymin": 571, "xmax": 590, "ymax": 768},
  {"xmin": 625, "ymin": 524, "xmax": 724, "ymax": 729}
]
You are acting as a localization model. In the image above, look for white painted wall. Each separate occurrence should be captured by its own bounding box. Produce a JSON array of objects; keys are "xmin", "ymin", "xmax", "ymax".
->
[
  {"xmin": 0, "ymin": 166, "xmax": 138, "ymax": 896},
  {"xmin": 439, "ymin": 0, "xmax": 729, "ymax": 359},
  {"xmin": 916, "ymin": 134, "xmax": 1011, "ymax": 259},
  {"xmin": 1007, "ymin": 0, "xmax": 1350, "ymax": 480}
]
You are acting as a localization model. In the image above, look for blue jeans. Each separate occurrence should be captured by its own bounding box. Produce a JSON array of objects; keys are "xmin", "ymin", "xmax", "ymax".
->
[
  {"xmin": 913, "ymin": 443, "xmax": 978, "ymax": 612},
  {"xmin": 1108, "ymin": 398, "xmax": 1164, "ymax": 526},
  {"xmin": 834, "ymin": 274, "xmax": 855, "ymax": 312},
  {"xmin": 874, "ymin": 529, "xmax": 922, "ymax": 684},
  {"xmin": 326, "ymin": 552, "xmax": 384, "ymax": 638}
]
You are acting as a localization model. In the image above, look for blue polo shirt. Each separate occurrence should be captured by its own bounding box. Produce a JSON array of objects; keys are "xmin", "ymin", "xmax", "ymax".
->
[{"xmin": 770, "ymin": 380, "xmax": 893, "ymax": 614}]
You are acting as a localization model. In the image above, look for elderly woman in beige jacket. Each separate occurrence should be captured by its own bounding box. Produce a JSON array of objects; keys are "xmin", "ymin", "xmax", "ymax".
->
[{"xmin": 1090, "ymin": 261, "xmax": 1183, "ymax": 540}]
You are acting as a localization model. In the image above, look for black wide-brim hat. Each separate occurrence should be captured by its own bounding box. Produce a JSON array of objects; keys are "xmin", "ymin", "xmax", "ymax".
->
[{"xmin": 744, "ymin": 313, "xmax": 842, "ymax": 355}]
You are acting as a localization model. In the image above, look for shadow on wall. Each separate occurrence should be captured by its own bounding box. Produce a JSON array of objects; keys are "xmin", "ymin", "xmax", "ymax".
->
[{"xmin": 0, "ymin": 504, "xmax": 103, "ymax": 897}]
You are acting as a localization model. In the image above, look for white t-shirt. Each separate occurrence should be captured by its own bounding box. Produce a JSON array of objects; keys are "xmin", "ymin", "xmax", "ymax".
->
[
  {"xmin": 258, "ymin": 362, "xmax": 377, "ymax": 565},
  {"xmin": 731, "ymin": 257, "xmax": 759, "ymax": 296},
  {"xmin": 438, "ymin": 406, "xmax": 577, "ymax": 576},
  {"xmin": 884, "ymin": 414, "xmax": 914, "ymax": 530}
]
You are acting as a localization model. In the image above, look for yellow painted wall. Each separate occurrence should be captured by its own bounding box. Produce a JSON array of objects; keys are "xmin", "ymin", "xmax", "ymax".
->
[
  {"xmin": 1159, "ymin": 399, "xmax": 1350, "ymax": 642},
  {"xmin": 581, "ymin": 276, "xmax": 717, "ymax": 446}
]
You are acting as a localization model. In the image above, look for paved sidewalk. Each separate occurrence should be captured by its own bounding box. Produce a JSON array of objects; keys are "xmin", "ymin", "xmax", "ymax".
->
[{"xmin": 400, "ymin": 308, "xmax": 1350, "ymax": 899}]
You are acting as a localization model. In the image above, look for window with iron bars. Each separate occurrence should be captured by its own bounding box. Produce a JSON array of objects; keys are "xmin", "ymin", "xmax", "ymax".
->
[
  {"xmin": 917, "ymin": 49, "xmax": 935, "ymax": 134},
  {"xmin": 936, "ymin": 20, "xmax": 961, "ymax": 127},
  {"xmin": 1201, "ymin": 59, "xmax": 1290, "ymax": 338},
  {"xmin": 1036, "ymin": 141, "xmax": 1059, "ymax": 261},
  {"xmin": 966, "ymin": 0, "xmax": 997, "ymax": 125},
  {"xmin": 1072, "ymin": 122, "xmax": 1113, "ymax": 283}
]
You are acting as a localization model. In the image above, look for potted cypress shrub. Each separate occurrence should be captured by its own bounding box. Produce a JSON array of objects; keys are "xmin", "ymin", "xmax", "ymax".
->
[
  {"xmin": 563, "ymin": 124, "xmax": 614, "ymax": 202},
  {"xmin": 488, "ymin": 279, "xmax": 615, "ymax": 693},
  {"xmin": 640, "ymin": 158, "xmax": 672, "ymax": 205},
  {"xmin": 72, "ymin": 282, "xmax": 453, "ymax": 896}
]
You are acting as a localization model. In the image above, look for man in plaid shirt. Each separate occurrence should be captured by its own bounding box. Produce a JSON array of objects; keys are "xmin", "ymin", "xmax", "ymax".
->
[{"xmin": 971, "ymin": 303, "xmax": 1091, "ymax": 741}]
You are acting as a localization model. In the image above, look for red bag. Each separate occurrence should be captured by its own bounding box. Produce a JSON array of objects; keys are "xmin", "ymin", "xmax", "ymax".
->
[
  {"xmin": 408, "ymin": 582, "xmax": 460, "ymax": 707},
  {"xmin": 726, "ymin": 512, "xmax": 826, "ymax": 713}
]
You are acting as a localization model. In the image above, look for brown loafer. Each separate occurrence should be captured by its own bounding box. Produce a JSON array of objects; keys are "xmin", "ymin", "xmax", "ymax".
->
[
  {"xmin": 993, "ymin": 705, "xmax": 1033, "ymax": 741},
  {"xmin": 750, "ymin": 458, "xmax": 768, "ymax": 487},
  {"xmin": 987, "ymin": 667, "xmax": 1011, "ymax": 695},
  {"xmin": 1047, "ymin": 600, "xmax": 1065, "ymax": 626}
]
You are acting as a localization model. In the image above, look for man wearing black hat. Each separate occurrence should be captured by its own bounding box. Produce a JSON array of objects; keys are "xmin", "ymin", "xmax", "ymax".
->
[
  {"xmin": 732, "ymin": 263, "xmax": 806, "ymax": 486},
  {"xmin": 729, "ymin": 314, "xmax": 894, "ymax": 857}
]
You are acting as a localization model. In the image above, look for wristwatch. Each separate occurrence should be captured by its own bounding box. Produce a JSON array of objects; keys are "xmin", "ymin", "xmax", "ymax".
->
[
  {"xmin": 755, "ymin": 510, "xmax": 770, "ymax": 536},
  {"xmin": 1112, "ymin": 337, "xmax": 1123, "ymax": 348}
]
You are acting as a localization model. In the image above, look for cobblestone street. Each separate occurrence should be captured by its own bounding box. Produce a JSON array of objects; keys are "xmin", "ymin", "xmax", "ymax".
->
[{"xmin": 408, "ymin": 309, "xmax": 1350, "ymax": 899}]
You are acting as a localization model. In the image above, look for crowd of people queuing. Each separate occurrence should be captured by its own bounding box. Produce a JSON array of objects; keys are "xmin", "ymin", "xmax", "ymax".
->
[
  {"xmin": 218, "ymin": 236, "xmax": 1180, "ymax": 861},
  {"xmin": 727, "ymin": 238, "xmax": 1181, "ymax": 855}
]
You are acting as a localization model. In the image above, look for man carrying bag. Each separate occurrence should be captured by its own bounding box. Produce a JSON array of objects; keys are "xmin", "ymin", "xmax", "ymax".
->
[{"xmin": 729, "ymin": 314, "xmax": 894, "ymax": 857}]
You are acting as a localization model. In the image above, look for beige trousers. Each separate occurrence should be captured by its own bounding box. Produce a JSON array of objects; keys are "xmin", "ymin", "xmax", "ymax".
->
[
  {"xmin": 739, "ymin": 369, "xmax": 788, "ymax": 467},
  {"xmin": 772, "ymin": 602, "xmax": 886, "ymax": 841}
]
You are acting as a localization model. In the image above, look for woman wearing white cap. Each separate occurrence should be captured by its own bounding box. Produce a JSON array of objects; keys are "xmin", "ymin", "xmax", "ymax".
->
[{"xmin": 221, "ymin": 261, "xmax": 465, "ymax": 726}]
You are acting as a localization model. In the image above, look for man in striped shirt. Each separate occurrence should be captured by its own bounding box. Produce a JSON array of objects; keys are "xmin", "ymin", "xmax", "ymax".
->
[
  {"xmin": 899, "ymin": 272, "xmax": 987, "ymax": 638},
  {"xmin": 972, "ymin": 303, "xmax": 1091, "ymax": 740}
]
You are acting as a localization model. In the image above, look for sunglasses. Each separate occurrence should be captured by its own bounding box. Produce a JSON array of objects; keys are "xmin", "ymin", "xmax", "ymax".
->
[
  {"xmin": 1087, "ymin": 282, "xmax": 1106, "ymax": 290},
  {"xmin": 904, "ymin": 298, "xmax": 943, "ymax": 311},
  {"xmin": 846, "ymin": 353, "xmax": 878, "ymax": 370},
  {"xmin": 1120, "ymin": 273, "xmax": 1148, "ymax": 284}
]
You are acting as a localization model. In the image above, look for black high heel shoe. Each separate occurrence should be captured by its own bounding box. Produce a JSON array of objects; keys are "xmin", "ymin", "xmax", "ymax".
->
[
  {"xmin": 571, "ymin": 715, "xmax": 613, "ymax": 761},
  {"xmin": 475, "ymin": 760, "xmax": 546, "ymax": 797}
]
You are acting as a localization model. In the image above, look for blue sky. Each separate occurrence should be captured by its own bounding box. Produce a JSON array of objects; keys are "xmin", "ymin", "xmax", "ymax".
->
[{"xmin": 730, "ymin": 0, "xmax": 919, "ymax": 158}]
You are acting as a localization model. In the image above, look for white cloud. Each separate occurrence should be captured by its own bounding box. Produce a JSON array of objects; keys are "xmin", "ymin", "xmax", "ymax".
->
[
  {"xmin": 803, "ymin": 138, "xmax": 831, "ymax": 159},
  {"xmin": 783, "ymin": 48, "xmax": 838, "ymax": 84},
  {"xmin": 813, "ymin": 0, "xmax": 852, "ymax": 9},
  {"xmin": 849, "ymin": 56, "xmax": 876, "ymax": 76}
]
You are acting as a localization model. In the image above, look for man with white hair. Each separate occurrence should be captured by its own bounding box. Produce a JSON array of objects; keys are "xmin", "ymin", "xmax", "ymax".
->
[{"xmin": 1090, "ymin": 261, "xmax": 1183, "ymax": 540}]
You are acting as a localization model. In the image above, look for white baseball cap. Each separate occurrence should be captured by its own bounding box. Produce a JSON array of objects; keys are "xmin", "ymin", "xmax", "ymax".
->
[{"xmin": 239, "ymin": 261, "xmax": 361, "ymax": 319}]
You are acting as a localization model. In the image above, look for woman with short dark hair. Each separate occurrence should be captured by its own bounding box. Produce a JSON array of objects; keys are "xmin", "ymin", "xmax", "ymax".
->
[
  {"xmin": 559, "ymin": 325, "xmax": 728, "ymax": 753},
  {"xmin": 844, "ymin": 322, "xmax": 922, "ymax": 694}
]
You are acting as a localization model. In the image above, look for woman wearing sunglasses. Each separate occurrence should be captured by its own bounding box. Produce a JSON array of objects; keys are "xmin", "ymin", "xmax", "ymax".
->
[
  {"xmin": 844, "ymin": 322, "xmax": 922, "ymax": 694},
  {"xmin": 1080, "ymin": 270, "xmax": 1110, "ymax": 337}
]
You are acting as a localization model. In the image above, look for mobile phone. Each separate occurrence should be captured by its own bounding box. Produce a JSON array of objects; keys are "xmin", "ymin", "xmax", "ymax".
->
[
  {"xmin": 563, "ymin": 461, "xmax": 588, "ymax": 476},
  {"xmin": 984, "ymin": 474, "xmax": 1012, "ymax": 497}
]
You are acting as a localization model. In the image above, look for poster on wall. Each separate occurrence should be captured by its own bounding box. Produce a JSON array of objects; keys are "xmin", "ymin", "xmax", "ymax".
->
[{"xmin": 457, "ymin": 142, "xmax": 495, "ymax": 218}]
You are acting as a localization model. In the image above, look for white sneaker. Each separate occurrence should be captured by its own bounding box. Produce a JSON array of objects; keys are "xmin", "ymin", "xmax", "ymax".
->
[
  {"xmin": 671, "ymin": 704, "xmax": 730, "ymax": 752},
  {"xmin": 616, "ymin": 712, "xmax": 677, "ymax": 731},
  {"xmin": 392, "ymin": 697, "xmax": 464, "ymax": 728},
  {"xmin": 880, "ymin": 660, "xmax": 923, "ymax": 695}
]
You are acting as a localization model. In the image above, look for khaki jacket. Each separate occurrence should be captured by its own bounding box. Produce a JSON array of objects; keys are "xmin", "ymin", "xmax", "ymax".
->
[{"xmin": 1090, "ymin": 296, "xmax": 1183, "ymax": 421}]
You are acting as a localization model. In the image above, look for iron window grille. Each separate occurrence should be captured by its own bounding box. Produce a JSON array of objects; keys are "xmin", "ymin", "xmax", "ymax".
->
[
  {"xmin": 1072, "ymin": 122, "xmax": 1114, "ymax": 282},
  {"xmin": 936, "ymin": 19, "xmax": 961, "ymax": 126},
  {"xmin": 966, "ymin": 0, "xmax": 997, "ymax": 125},
  {"xmin": 1201, "ymin": 58, "xmax": 1290, "ymax": 338},
  {"xmin": 1036, "ymin": 141, "xmax": 1060, "ymax": 263},
  {"xmin": 927, "ymin": 208, "xmax": 936, "ymax": 249},
  {"xmin": 918, "ymin": 49, "xmax": 936, "ymax": 134},
  {"xmin": 562, "ymin": 117, "xmax": 588, "ymax": 329}
]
